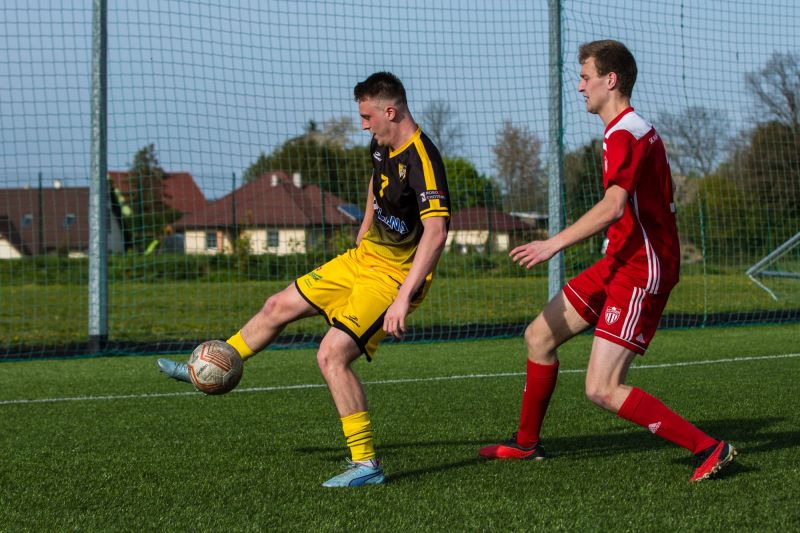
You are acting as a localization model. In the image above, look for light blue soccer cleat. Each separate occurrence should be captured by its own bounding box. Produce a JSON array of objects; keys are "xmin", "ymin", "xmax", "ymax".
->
[
  {"xmin": 322, "ymin": 458, "xmax": 385, "ymax": 487},
  {"xmin": 157, "ymin": 358, "xmax": 191, "ymax": 384}
]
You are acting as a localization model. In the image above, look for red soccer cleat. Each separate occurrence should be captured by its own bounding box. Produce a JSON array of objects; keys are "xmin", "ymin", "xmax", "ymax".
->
[
  {"xmin": 479, "ymin": 433, "xmax": 547, "ymax": 461},
  {"xmin": 690, "ymin": 440, "xmax": 737, "ymax": 482}
]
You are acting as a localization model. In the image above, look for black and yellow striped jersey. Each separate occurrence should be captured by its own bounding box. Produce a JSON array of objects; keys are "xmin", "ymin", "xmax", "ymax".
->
[{"xmin": 361, "ymin": 128, "xmax": 450, "ymax": 270}]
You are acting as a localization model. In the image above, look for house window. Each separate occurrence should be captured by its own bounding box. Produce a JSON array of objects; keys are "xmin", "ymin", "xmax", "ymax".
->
[
  {"xmin": 63, "ymin": 214, "xmax": 76, "ymax": 228},
  {"xmin": 21, "ymin": 214, "xmax": 33, "ymax": 229},
  {"xmin": 267, "ymin": 230, "xmax": 279, "ymax": 248},
  {"xmin": 205, "ymin": 231, "xmax": 217, "ymax": 250}
]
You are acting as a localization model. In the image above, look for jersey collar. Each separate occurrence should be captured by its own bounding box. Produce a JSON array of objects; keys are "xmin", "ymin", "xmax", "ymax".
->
[
  {"xmin": 389, "ymin": 128, "xmax": 421, "ymax": 159},
  {"xmin": 605, "ymin": 107, "xmax": 635, "ymax": 134}
]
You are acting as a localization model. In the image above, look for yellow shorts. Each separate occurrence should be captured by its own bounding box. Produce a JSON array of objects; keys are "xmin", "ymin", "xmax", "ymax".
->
[{"xmin": 294, "ymin": 247, "xmax": 430, "ymax": 359}]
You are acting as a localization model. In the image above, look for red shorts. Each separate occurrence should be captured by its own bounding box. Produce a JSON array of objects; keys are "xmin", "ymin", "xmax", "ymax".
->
[{"xmin": 563, "ymin": 257, "xmax": 672, "ymax": 354}]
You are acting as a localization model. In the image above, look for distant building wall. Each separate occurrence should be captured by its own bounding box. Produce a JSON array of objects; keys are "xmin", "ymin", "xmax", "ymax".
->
[
  {"xmin": 184, "ymin": 230, "xmax": 232, "ymax": 255},
  {"xmin": 245, "ymin": 228, "xmax": 306, "ymax": 255},
  {"xmin": 184, "ymin": 228, "xmax": 306, "ymax": 255},
  {"xmin": 446, "ymin": 230, "xmax": 511, "ymax": 253}
]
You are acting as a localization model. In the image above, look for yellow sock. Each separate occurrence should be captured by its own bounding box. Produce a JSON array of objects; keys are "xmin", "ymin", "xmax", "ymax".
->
[
  {"xmin": 226, "ymin": 331, "xmax": 255, "ymax": 360},
  {"xmin": 341, "ymin": 411, "xmax": 376, "ymax": 463}
]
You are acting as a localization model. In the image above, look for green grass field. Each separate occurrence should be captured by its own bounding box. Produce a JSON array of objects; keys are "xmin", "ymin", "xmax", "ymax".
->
[
  {"xmin": 2, "ymin": 271, "xmax": 798, "ymax": 345},
  {"xmin": 1, "ymin": 324, "xmax": 799, "ymax": 531}
]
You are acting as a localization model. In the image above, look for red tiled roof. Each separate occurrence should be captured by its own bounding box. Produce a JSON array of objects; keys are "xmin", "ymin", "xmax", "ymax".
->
[
  {"xmin": 175, "ymin": 171, "xmax": 357, "ymax": 229},
  {"xmin": 0, "ymin": 187, "xmax": 93, "ymax": 254},
  {"xmin": 450, "ymin": 207, "xmax": 530, "ymax": 232},
  {"xmin": 108, "ymin": 171, "xmax": 207, "ymax": 215}
]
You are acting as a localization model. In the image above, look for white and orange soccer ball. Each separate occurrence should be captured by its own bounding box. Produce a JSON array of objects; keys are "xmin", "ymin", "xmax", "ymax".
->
[{"xmin": 187, "ymin": 340, "xmax": 243, "ymax": 395}]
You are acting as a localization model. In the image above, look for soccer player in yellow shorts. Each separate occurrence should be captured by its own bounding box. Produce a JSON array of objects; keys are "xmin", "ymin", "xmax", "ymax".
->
[{"xmin": 158, "ymin": 72, "xmax": 450, "ymax": 487}]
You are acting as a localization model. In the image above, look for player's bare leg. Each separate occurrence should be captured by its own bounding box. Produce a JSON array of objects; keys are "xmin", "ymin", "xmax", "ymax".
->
[
  {"xmin": 316, "ymin": 328, "xmax": 367, "ymax": 417},
  {"xmin": 479, "ymin": 291, "xmax": 590, "ymax": 460},
  {"xmin": 236, "ymin": 284, "xmax": 318, "ymax": 353},
  {"xmin": 589, "ymin": 337, "xmax": 736, "ymax": 481},
  {"xmin": 316, "ymin": 328, "xmax": 384, "ymax": 487},
  {"xmin": 584, "ymin": 338, "xmax": 637, "ymax": 412},
  {"xmin": 157, "ymin": 284, "xmax": 316, "ymax": 383},
  {"xmin": 525, "ymin": 291, "xmax": 591, "ymax": 364}
]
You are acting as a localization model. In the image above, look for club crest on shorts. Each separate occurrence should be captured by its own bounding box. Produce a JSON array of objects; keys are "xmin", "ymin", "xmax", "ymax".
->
[{"xmin": 604, "ymin": 306, "xmax": 621, "ymax": 325}]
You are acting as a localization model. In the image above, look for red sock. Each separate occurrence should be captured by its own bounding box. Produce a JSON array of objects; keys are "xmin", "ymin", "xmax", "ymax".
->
[
  {"xmin": 516, "ymin": 359, "xmax": 559, "ymax": 447},
  {"xmin": 617, "ymin": 387, "xmax": 718, "ymax": 454}
]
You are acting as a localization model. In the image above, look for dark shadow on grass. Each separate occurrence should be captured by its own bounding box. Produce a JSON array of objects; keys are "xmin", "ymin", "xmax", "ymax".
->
[
  {"xmin": 385, "ymin": 458, "xmax": 482, "ymax": 484},
  {"xmin": 295, "ymin": 439, "xmax": 489, "ymax": 464},
  {"xmin": 295, "ymin": 417, "xmax": 795, "ymax": 483},
  {"xmin": 684, "ymin": 417, "xmax": 797, "ymax": 455},
  {"xmin": 662, "ymin": 416, "xmax": 798, "ymax": 480}
]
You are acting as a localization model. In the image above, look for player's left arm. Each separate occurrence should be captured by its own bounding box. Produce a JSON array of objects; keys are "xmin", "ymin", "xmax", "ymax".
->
[{"xmin": 382, "ymin": 216, "xmax": 447, "ymax": 339}]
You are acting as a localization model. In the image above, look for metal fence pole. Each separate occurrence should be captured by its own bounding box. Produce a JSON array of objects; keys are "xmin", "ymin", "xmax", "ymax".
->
[
  {"xmin": 37, "ymin": 172, "xmax": 44, "ymax": 254},
  {"xmin": 547, "ymin": 0, "xmax": 565, "ymax": 299},
  {"xmin": 89, "ymin": 0, "xmax": 108, "ymax": 352}
]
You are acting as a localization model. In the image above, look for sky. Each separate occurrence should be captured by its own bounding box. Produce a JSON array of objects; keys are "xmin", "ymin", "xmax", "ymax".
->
[{"xmin": 1, "ymin": 0, "xmax": 798, "ymax": 199}]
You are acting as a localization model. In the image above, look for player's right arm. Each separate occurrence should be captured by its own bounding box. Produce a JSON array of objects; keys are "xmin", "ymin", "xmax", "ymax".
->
[
  {"xmin": 355, "ymin": 177, "xmax": 374, "ymax": 247},
  {"xmin": 510, "ymin": 185, "xmax": 627, "ymax": 269}
]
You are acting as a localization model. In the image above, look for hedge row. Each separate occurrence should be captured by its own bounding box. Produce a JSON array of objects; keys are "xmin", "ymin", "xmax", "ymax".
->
[{"xmin": 0, "ymin": 252, "xmax": 555, "ymax": 285}]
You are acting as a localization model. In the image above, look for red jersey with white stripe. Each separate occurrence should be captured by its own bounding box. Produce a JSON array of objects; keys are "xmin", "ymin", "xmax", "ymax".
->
[{"xmin": 603, "ymin": 107, "xmax": 680, "ymax": 292}]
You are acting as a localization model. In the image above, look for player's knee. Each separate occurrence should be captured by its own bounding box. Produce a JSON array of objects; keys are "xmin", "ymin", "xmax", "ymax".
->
[
  {"xmin": 524, "ymin": 321, "xmax": 555, "ymax": 362},
  {"xmin": 316, "ymin": 346, "xmax": 333, "ymax": 376},
  {"xmin": 259, "ymin": 293, "xmax": 287, "ymax": 322},
  {"xmin": 584, "ymin": 384, "xmax": 614, "ymax": 410},
  {"xmin": 316, "ymin": 343, "xmax": 346, "ymax": 376}
]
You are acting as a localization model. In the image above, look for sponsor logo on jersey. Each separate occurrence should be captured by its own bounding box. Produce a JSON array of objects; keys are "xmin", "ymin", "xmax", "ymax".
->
[
  {"xmin": 373, "ymin": 150, "xmax": 382, "ymax": 161},
  {"xmin": 420, "ymin": 190, "xmax": 447, "ymax": 203},
  {"xmin": 375, "ymin": 206, "xmax": 409, "ymax": 235},
  {"xmin": 398, "ymin": 163, "xmax": 407, "ymax": 181},
  {"xmin": 605, "ymin": 306, "xmax": 621, "ymax": 325},
  {"xmin": 648, "ymin": 421, "xmax": 661, "ymax": 434}
]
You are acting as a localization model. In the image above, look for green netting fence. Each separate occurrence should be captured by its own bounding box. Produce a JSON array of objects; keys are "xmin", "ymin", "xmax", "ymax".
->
[{"xmin": 1, "ymin": 1, "xmax": 798, "ymax": 359}]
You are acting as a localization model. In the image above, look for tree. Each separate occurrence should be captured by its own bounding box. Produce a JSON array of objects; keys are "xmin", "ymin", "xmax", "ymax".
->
[
  {"xmin": 563, "ymin": 139, "xmax": 605, "ymax": 268},
  {"xmin": 245, "ymin": 136, "xmax": 335, "ymax": 185},
  {"xmin": 243, "ymin": 119, "xmax": 371, "ymax": 205},
  {"xmin": 659, "ymin": 106, "xmax": 729, "ymax": 176},
  {"xmin": 444, "ymin": 157, "xmax": 501, "ymax": 210},
  {"xmin": 492, "ymin": 121, "xmax": 545, "ymax": 212},
  {"xmin": 745, "ymin": 51, "xmax": 800, "ymax": 133},
  {"xmin": 678, "ymin": 175, "xmax": 763, "ymax": 264},
  {"xmin": 306, "ymin": 117, "xmax": 358, "ymax": 149},
  {"xmin": 420, "ymin": 100, "xmax": 462, "ymax": 156},
  {"xmin": 564, "ymin": 138, "xmax": 603, "ymax": 219},
  {"xmin": 685, "ymin": 50, "xmax": 800, "ymax": 262},
  {"xmin": 723, "ymin": 120, "xmax": 800, "ymax": 235},
  {"xmin": 125, "ymin": 144, "xmax": 181, "ymax": 252},
  {"xmin": 724, "ymin": 51, "xmax": 800, "ymax": 243}
]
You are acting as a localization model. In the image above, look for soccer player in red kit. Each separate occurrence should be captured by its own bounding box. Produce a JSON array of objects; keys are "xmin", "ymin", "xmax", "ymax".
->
[{"xmin": 478, "ymin": 40, "xmax": 736, "ymax": 482}]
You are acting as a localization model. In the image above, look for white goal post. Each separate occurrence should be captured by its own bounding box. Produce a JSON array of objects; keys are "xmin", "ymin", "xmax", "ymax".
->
[{"xmin": 746, "ymin": 231, "xmax": 800, "ymax": 300}]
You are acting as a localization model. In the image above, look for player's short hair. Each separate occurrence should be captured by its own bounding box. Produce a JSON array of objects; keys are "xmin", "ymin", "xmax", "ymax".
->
[
  {"xmin": 578, "ymin": 40, "xmax": 637, "ymax": 98},
  {"xmin": 353, "ymin": 72, "xmax": 408, "ymax": 108}
]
